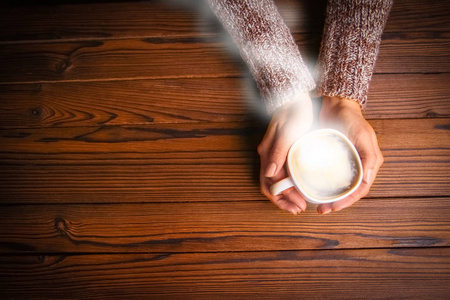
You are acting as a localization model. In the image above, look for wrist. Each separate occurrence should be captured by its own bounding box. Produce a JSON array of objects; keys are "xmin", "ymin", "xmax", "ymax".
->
[
  {"xmin": 275, "ymin": 92, "xmax": 312, "ymax": 111},
  {"xmin": 321, "ymin": 96, "xmax": 362, "ymax": 117}
]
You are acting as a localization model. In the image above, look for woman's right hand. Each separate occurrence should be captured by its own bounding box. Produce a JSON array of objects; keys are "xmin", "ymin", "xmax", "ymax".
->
[{"xmin": 257, "ymin": 93, "xmax": 314, "ymax": 215}]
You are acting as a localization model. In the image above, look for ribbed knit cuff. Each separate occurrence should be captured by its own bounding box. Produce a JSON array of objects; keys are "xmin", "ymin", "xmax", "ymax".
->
[{"xmin": 315, "ymin": 0, "xmax": 393, "ymax": 107}]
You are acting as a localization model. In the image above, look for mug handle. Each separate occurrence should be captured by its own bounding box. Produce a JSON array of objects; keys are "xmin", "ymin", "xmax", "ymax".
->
[{"xmin": 270, "ymin": 177, "xmax": 294, "ymax": 195}]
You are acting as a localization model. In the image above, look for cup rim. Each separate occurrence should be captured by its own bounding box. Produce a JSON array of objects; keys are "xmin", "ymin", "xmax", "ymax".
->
[{"xmin": 287, "ymin": 128, "xmax": 363, "ymax": 204}]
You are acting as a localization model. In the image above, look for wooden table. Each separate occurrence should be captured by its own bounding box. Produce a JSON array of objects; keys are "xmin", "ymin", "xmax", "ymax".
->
[{"xmin": 0, "ymin": 0, "xmax": 449, "ymax": 298}]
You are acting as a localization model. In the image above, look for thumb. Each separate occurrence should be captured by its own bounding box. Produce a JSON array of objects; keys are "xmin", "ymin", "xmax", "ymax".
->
[{"xmin": 265, "ymin": 138, "xmax": 291, "ymax": 178}]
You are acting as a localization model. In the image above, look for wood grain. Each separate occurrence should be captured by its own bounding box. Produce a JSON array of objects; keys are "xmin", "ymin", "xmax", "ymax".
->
[
  {"xmin": 0, "ymin": 74, "xmax": 448, "ymax": 129},
  {"xmin": 0, "ymin": 1, "xmax": 449, "ymax": 299},
  {"xmin": 0, "ymin": 0, "xmax": 448, "ymax": 43},
  {"xmin": 0, "ymin": 37, "xmax": 242, "ymax": 83},
  {"xmin": 0, "ymin": 248, "xmax": 449, "ymax": 299},
  {"xmin": 0, "ymin": 198, "xmax": 448, "ymax": 253},
  {"xmin": 0, "ymin": 0, "xmax": 212, "ymax": 42},
  {"xmin": 0, "ymin": 32, "xmax": 448, "ymax": 84},
  {"xmin": 383, "ymin": 0, "xmax": 450, "ymax": 32},
  {"xmin": 374, "ymin": 31, "xmax": 450, "ymax": 74},
  {"xmin": 365, "ymin": 73, "xmax": 450, "ymax": 119},
  {"xmin": 0, "ymin": 119, "xmax": 449, "ymax": 203},
  {"xmin": 0, "ymin": 78, "xmax": 253, "ymax": 128}
]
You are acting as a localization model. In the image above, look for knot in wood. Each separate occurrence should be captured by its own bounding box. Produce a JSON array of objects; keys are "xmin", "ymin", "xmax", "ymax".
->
[
  {"xmin": 29, "ymin": 107, "xmax": 42, "ymax": 118},
  {"xmin": 54, "ymin": 217, "xmax": 70, "ymax": 237},
  {"xmin": 55, "ymin": 59, "xmax": 72, "ymax": 74},
  {"xmin": 36, "ymin": 255, "xmax": 46, "ymax": 264}
]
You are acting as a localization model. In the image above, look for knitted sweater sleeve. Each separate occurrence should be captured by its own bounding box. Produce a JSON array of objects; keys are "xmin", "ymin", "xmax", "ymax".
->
[
  {"xmin": 206, "ymin": 0, "xmax": 316, "ymax": 114},
  {"xmin": 315, "ymin": 0, "xmax": 393, "ymax": 107}
]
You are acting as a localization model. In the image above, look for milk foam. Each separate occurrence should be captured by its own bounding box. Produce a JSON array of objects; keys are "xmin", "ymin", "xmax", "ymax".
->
[{"xmin": 290, "ymin": 132, "xmax": 357, "ymax": 200}]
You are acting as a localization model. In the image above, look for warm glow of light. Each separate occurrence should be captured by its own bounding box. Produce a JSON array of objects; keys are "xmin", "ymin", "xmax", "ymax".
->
[{"xmin": 291, "ymin": 132, "xmax": 357, "ymax": 199}]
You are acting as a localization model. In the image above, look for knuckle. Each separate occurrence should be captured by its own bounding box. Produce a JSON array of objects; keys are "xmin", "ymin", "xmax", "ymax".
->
[
  {"xmin": 257, "ymin": 143, "xmax": 265, "ymax": 156},
  {"xmin": 257, "ymin": 144, "xmax": 262, "ymax": 155},
  {"xmin": 379, "ymin": 152, "xmax": 385, "ymax": 165}
]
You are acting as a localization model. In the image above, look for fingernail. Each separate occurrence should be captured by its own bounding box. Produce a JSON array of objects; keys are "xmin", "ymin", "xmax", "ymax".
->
[
  {"xmin": 265, "ymin": 162, "xmax": 277, "ymax": 177},
  {"xmin": 321, "ymin": 209, "xmax": 331, "ymax": 215}
]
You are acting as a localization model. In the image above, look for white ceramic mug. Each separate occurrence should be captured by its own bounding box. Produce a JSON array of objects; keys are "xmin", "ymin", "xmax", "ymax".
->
[{"xmin": 270, "ymin": 128, "xmax": 363, "ymax": 204}]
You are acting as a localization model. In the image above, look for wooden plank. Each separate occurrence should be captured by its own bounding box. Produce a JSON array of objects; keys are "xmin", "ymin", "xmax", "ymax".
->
[
  {"xmin": 374, "ymin": 31, "xmax": 450, "ymax": 74},
  {"xmin": 365, "ymin": 73, "xmax": 450, "ymax": 119},
  {"xmin": 0, "ymin": 37, "xmax": 241, "ymax": 83},
  {"xmin": 0, "ymin": 74, "xmax": 448, "ymax": 129},
  {"xmin": 0, "ymin": 0, "xmax": 448, "ymax": 43},
  {"xmin": 383, "ymin": 0, "xmax": 450, "ymax": 33},
  {"xmin": 0, "ymin": 33, "xmax": 448, "ymax": 84},
  {"xmin": 0, "ymin": 248, "xmax": 449, "ymax": 299},
  {"xmin": 0, "ymin": 119, "xmax": 448, "ymax": 203},
  {"xmin": 0, "ymin": 0, "xmax": 210, "ymax": 42},
  {"xmin": 282, "ymin": 0, "xmax": 450, "ymax": 35},
  {"xmin": 0, "ymin": 198, "xmax": 448, "ymax": 253},
  {"xmin": 0, "ymin": 78, "xmax": 253, "ymax": 128}
]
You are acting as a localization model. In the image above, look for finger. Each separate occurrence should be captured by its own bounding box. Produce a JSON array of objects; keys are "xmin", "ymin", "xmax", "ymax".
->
[
  {"xmin": 272, "ymin": 195, "xmax": 302, "ymax": 215},
  {"xmin": 257, "ymin": 125, "xmax": 277, "ymax": 178},
  {"xmin": 317, "ymin": 195, "xmax": 358, "ymax": 214},
  {"xmin": 257, "ymin": 125, "xmax": 276, "ymax": 157},
  {"xmin": 370, "ymin": 131, "xmax": 384, "ymax": 181},
  {"xmin": 260, "ymin": 175, "xmax": 301, "ymax": 215},
  {"xmin": 316, "ymin": 155, "xmax": 376, "ymax": 215},
  {"xmin": 317, "ymin": 179, "xmax": 370, "ymax": 214},
  {"xmin": 263, "ymin": 185, "xmax": 302, "ymax": 215},
  {"xmin": 265, "ymin": 133, "xmax": 291, "ymax": 178},
  {"xmin": 355, "ymin": 126, "xmax": 382, "ymax": 185},
  {"xmin": 259, "ymin": 142, "xmax": 301, "ymax": 215},
  {"xmin": 282, "ymin": 187, "xmax": 307, "ymax": 212}
]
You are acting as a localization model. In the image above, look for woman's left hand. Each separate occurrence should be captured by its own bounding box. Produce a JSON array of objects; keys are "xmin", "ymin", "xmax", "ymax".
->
[{"xmin": 317, "ymin": 96, "xmax": 384, "ymax": 214}]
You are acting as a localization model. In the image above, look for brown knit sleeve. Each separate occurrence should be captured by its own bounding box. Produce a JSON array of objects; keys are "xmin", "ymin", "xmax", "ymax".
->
[
  {"xmin": 315, "ymin": 0, "xmax": 393, "ymax": 107},
  {"xmin": 206, "ymin": 0, "xmax": 316, "ymax": 113}
]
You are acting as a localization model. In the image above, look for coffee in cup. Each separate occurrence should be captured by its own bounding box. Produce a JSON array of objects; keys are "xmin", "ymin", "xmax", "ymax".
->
[{"xmin": 270, "ymin": 128, "xmax": 363, "ymax": 204}]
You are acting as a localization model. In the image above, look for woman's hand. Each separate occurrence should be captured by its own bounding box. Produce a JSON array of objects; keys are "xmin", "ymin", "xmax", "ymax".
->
[
  {"xmin": 317, "ymin": 96, "xmax": 384, "ymax": 214},
  {"xmin": 257, "ymin": 93, "xmax": 314, "ymax": 215}
]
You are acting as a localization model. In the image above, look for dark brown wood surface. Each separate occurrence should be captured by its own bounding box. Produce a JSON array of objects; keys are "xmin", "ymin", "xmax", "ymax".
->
[
  {"xmin": 1, "ymin": 248, "xmax": 449, "ymax": 299},
  {"xmin": 0, "ymin": 0, "xmax": 449, "ymax": 298},
  {"xmin": 0, "ymin": 197, "xmax": 448, "ymax": 253},
  {"xmin": 0, "ymin": 74, "xmax": 449, "ymax": 129},
  {"xmin": 0, "ymin": 0, "xmax": 448, "ymax": 43},
  {"xmin": 0, "ymin": 32, "xmax": 449, "ymax": 83},
  {"xmin": 1, "ymin": 118, "xmax": 449, "ymax": 203}
]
